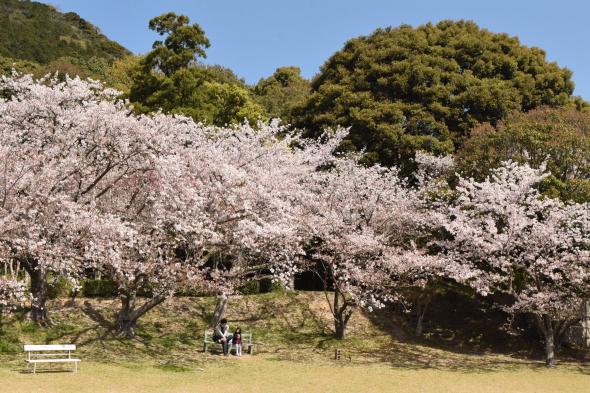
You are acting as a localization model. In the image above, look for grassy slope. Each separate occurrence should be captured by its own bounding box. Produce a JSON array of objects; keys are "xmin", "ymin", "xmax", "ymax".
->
[
  {"xmin": 1, "ymin": 292, "xmax": 589, "ymax": 392},
  {"xmin": 2, "ymin": 292, "xmax": 396, "ymax": 366}
]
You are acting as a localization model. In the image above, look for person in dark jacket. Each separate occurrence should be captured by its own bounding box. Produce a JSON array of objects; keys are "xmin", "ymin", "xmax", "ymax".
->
[{"xmin": 232, "ymin": 327, "xmax": 242, "ymax": 356}]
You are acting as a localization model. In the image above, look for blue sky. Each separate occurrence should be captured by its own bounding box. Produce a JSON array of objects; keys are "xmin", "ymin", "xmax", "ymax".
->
[{"xmin": 47, "ymin": 0, "xmax": 590, "ymax": 99}]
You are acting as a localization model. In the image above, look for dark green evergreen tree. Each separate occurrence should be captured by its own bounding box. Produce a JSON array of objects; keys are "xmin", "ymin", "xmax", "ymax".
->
[{"xmin": 294, "ymin": 20, "xmax": 575, "ymax": 170}]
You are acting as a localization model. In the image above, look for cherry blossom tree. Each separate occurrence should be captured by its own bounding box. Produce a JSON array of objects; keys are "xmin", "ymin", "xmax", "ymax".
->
[
  {"xmin": 0, "ymin": 197, "xmax": 101, "ymax": 325},
  {"xmin": 409, "ymin": 151, "xmax": 458, "ymax": 336},
  {"xmin": 0, "ymin": 277, "xmax": 25, "ymax": 309},
  {"xmin": 0, "ymin": 72, "xmax": 346, "ymax": 335},
  {"xmin": 81, "ymin": 210, "xmax": 218, "ymax": 338},
  {"xmin": 95, "ymin": 119, "xmax": 348, "ymax": 337},
  {"xmin": 443, "ymin": 161, "xmax": 590, "ymax": 367},
  {"xmin": 0, "ymin": 251, "xmax": 27, "ymax": 331},
  {"xmin": 157, "ymin": 121, "xmax": 346, "ymax": 329},
  {"xmin": 0, "ymin": 73, "xmax": 174, "ymax": 325},
  {"xmin": 0, "ymin": 276, "xmax": 25, "ymax": 333},
  {"xmin": 298, "ymin": 156, "xmax": 443, "ymax": 339},
  {"xmin": 0, "ymin": 259, "xmax": 26, "ymax": 311}
]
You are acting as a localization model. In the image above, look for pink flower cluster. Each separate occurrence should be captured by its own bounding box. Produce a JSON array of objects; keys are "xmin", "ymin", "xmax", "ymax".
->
[{"xmin": 0, "ymin": 74, "xmax": 588, "ymax": 356}]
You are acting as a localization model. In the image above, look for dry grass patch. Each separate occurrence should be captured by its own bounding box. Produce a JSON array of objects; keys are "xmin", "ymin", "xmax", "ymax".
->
[{"xmin": 2, "ymin": 359, "xmax": 590, "ymax": 393}]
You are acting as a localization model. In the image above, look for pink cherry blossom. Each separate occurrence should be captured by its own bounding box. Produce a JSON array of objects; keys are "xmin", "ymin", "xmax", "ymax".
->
[{"xmin": 443, "ymin": 161, "xmax": 590, "ymax": 367}]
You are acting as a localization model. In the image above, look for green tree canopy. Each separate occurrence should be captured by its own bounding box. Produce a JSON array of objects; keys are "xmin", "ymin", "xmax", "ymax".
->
[
  {"xmin": 254, "ymin": 67, "xmax": 311, "ymax": 124},
  {"xmin": 203, "ymin": 64, "xmax": 247, "ymax": 86},
  {"xmin": 294, "ymin": 20, "xmax": 575, "ymax": 169},
  {"xmin": 129, "ymin": 13, "xmax": 264, "ymax": 126},
  {"xmin": 458, "ymin": 107, "xmax": 590, "ymax": 202},
  {"xmin": 144, "ymin": 12, "xmax": 210, "ymax": 77},
  {"xmin": 103, "ymin": 55, "xmax": 143, "ymax": 94}
]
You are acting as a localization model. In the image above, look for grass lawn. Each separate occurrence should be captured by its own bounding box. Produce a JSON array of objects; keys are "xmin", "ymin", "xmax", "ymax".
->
[
  {"xmin": 1, "ymin": 292, "xmax": 590, "ymax": 392},
  {"xmin": 2, "ymin": 358, "xmax": 590, "ymax": 393}
]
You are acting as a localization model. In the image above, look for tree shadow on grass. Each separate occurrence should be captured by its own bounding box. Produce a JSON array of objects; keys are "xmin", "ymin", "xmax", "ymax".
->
[
  {"xmin": 186, "ymin": 300, "xmax": 215, "ymax": 327},
  {"xmin": 361, "ymin": 292, "xmax": 590, "ymax": 372},
  {"xmin": 51, "ymin": 300, "xmax": 166, "ymax": 362},
  {"xmin": 349, "ymin": 338, "xmax": 542, "ymax": 372},
  {"xmin": 81, "ymin": 301, "xmax": 115, "ymax": 332},
  {"xmin": 16, "ymin": 366, "xmax": 78, "ymax": 374}
]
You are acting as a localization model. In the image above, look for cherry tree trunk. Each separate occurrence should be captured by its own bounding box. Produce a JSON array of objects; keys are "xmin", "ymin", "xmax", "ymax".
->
[
  {"xmin": 415, "ymin": 300, "xmax": 429, "ymax": 337},
  {"xmin": 536, "ymin": 314, "xmax": 556, "ymax": 367},
  {"xmin": 117, "ymin": 293, "xmax": 137, "ymax": 339},
  {"xmin": 333, "ymin": 288, "xmax": 352, "ymax": 340},
  {"xmin": 24, "ymin": 260, "xmax": 52, "ymax": 327},
  {"xmin": 116, "ymin": 292, "xmax": 166, "ymax": 339},
  {"xmin": 335, "ymin": 315, "xmax": 348, "ymax": 340},
  {"xmin": 545, "ymin": 332, "xmax": 555, "ymax": 368},
  {"xmin": 583, "ymin": 300, "xmax": 590, "ymax": 348},
  {"xmin": 211, "ymin": 294, "xmax": 228, "ymax": 328}
]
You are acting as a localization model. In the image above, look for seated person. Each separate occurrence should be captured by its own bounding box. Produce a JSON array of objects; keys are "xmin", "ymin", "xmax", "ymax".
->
[{"xmin": 212, "ymin": 318, "xmax": 232, "ymax": 356}]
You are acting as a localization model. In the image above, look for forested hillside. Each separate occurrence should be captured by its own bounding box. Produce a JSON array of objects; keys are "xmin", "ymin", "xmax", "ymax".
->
[{"xmin": 0, "ymin": 0, "xmax": 129, "ymax": 64}]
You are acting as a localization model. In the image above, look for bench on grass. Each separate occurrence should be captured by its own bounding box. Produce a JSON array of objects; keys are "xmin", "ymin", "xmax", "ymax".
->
[
  {"xmin": 203, "ymin": 331, "xmax": 255, "ymax": 354},
  {"xmin": 24, "ymin": 344, "xmax": 81, "ymax": 374}
]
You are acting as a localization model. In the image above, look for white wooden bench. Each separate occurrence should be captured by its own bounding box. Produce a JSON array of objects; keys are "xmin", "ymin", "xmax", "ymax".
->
[
  {"xmin": 203, "ymin": 331, "xmax": 255, "ymax": 354},
  {"xmin": 24, "ymin": 344, "xmax": 81, "ymax": 374}
]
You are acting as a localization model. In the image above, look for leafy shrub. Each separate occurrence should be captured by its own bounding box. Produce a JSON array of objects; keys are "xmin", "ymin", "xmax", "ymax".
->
[
  {"xmin": 268, "ymin": 281, "xmax": 287, "ymax": 293},
  {"xmin": 240, "ymin": 279, "xmax": 286, "ymax": 295},
  {"xmin": 239, "ymin": 280, "xmax": 261, "ymax": 295},
  {"xmin": 137, "ymin": 283, "xmax": 154, "ymax": 298},
  {"xmin": 81, "ymin": 279, "xmax": 118, "ymax": 298},
  {"xmin": 259, "ymin": 279, "xmax": 287, "ymax": 293},
  {"xmin": 47, "ymin": 275, "xmax": 74, "ymax": 299}
]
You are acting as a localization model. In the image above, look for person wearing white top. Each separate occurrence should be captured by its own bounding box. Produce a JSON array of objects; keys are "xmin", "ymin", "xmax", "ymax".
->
[{"xmin": 213, "ymin": 318, "xmax": 233, "ymax": 355}]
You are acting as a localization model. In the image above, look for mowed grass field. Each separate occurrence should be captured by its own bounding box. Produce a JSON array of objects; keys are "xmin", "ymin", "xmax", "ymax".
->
[
  {"xmin": 2, "ymin": 359, "xmax": 590, "ymax": 393},
  {"xmin": 1, "ymin": 292, "xmax": 590, "ymax": 392}
]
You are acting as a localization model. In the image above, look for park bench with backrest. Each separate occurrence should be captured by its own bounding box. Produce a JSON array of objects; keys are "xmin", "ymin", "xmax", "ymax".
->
[
  {"xmin": 24, "ymin": 344, "xmax": 81, "ymax": 374},
  {"xmin": 203, "ymin": 331, "xmax": 255, "ymax": 354}
]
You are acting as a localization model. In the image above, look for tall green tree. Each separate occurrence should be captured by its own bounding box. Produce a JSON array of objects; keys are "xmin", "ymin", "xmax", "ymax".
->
[
  {"xmin": 129, "ymin": 13, "xmax": 264, "ymax": 125},
  {"xmin": 294, "ymin": 20, "xmax": 575, "ymax": 169},
  {"xmin": 254, "ymin": 67, "xmax": 310, "ymax": 123},
  {"xmin": 458, "ymin": 107, "xmax": 590, "ymax": 202},
  {"xmin": 144, "ymin": 12, "xmax": 210, "ymax": 77}
]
